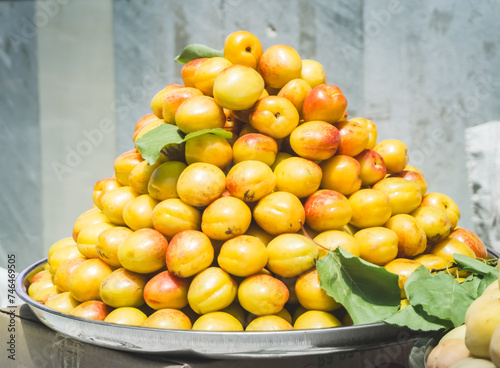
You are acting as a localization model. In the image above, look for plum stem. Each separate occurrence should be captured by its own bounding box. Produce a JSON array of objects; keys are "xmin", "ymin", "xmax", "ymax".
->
[
  {"xmin": 430, "ymin": 257, "xmax": 497, "ymax": 273},
  {"xmin": 430, "ymin": 263, "xmax": 458, "ymax": 274},
  {"xmin": 299, "ymin": 220, "xmax": 329, "ymax": 251}
]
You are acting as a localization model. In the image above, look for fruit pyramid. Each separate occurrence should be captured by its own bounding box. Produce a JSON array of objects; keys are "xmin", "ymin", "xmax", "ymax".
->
[{"xmin": 28, "ymin": 30, "xmax": 491, "ymax": 333}]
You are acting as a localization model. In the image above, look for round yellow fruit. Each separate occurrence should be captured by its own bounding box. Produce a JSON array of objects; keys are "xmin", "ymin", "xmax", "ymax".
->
[
  {"xmin": 166, "ymin": 230, "xmax": 214, "ymax": 278},
  {"xmin": 53, "ymin": 257, "xmax": 86, "ymax": 292},
  {"xmin": 201, "ymin": 196, "xmax": 252, "ymax": 241},
  {"xmin": 184, "ymin": 133, "xmax": 233, "ymax": 170},
  {"xmin": 117, "ymin": 228, "xmax": 168, "ymax": 274},
  {"xmin": 176, "ymin": 162, "xmax": 226, "ymax": 207},
  {"xmin": 249, "ymin": 96, "xmax": 299, "ymax": 139},
  {"xmin": 100, "ymin": 186, "xmax": 138, "ymax": 226},
  {"xmin": 384, "ymin": 214, "xmax": 427, "ymax": 258},
  {"xmin": 300, "ymin": 59, "xmax": 327, "ymax": 88},
  {"xmin": 223, "ymin": 30, "xmax": 263, "ymax": 69},
  {"xmin": 77, "ymin": 222, "xmax": 116, "ymax": 259},
  {"xmin": 67, "ymin": 259, "xmax": 112, "ymax": 302},
  {"xmin": 373, "ymin": 177, "xmax": 422, "ymax": 215},
  {"xmin": 147, "ymin": 161, "xmax": 187, "ymax": 201},
  {"xmin": 267, "ymin": 233, "xmax": 318, "ymax": 278},
  {"xmin": 95, "ymin": 226, "xmax": 133, "ymax": 268},
  {"xmin": 218, "ymin": 235, "xmax": 268, "ymax": 277},
  {"xmin": 99, "ymin": 267, "xmax": 148, "ymax": 308},
  {"xmin": 187, "ymin": 267, "xmax": 237, "ymax": 315},
  {"xmin": 373, "ymin": 139, "xmax": 409, "ymax": 174},
  {"xmin": 49, "ymin": 245, "xmax": 85, "ymax": 275},
  {"xmin": 258, "ymin": 44, "xmax": 302, "ymax": 89},
  {"xmin": 48, "ymin": 237, "xmax": 77, "ymax": 260},
  {"xmin": 104, "ymin": 307, "xmax": 147, "ymax": 326},
  {"xmin": 28, "ymin": 273, "xmax": 54, "ymax": 299},
  {"xmin": 355, "ymin": 227, "xmax": 399, "ymax": 266},
  {"xmin": 348, "ymin": 189, "xmax": 392, "ymax": 229},
  {"xmin": 274, "ymin": 157, "xmax": 322, "ymax": 198},
  {"xmin": 245, "ymin": 315, "xmax": 293, "ymax": 331},
  {"xmin": 44, "ymin": 292, "xmax": 80, "ymax": 314},
  {"xmin": 294, "ymin": 311, "xmax": 342, "ymax": 330},
  {"xmin": 304, "ymin": 189, "xmax": 352, "ymax": 232},
  {"xmin": 232, "ymin": 133, "xmax": 278, "ymax": 166},
  {"xmin": 213, "ymin": 65, "xmax": 265, "ymax": 110},
  {"xmin": 277, "ymin": 78, "xmax": 312, "ymax": 117},
  {"xmin": 431, "ymin": 238, "xmax": 475, "ymax": 262},
  {"xmin": 193, "ymin": 57, "xmax": 232, "ymax": 97},
  {"xmin": 152, "ymin": 198, "xmax": 201, "ymax": 238},
  {"xmin": 253, "ymin": 191, "xmax": 305, "ymax": 235},
  {"xmin": 465, "ymin": 296, "xmax": 500, "ymax": 358},
  {"xmin": 122, "ymin": 194, "xmax": 159, "ymax": 231},
  {"xmin": 295, "ymin": 269, "xmax": 340, "ymax": 311},
  {"xmin": 313, "ymin": 230, "xmax": 361, "ymax": 258},
  {"xmin": 175, "ymin": 95, "xmax": 226, "ymax": 133},
  {"xmin": 129, "ymin": 158, "xmax": 164, "ymax": 195},
  {"xmin": 426, "ymin": 338, "xmax": 472, "ymax": 368},
  {"xmin": 226, "ymin": 160, "xmax": 276, "ymax": 202},
  {"xmin": 192, "ymin": 312, "xmax": 244, "ymax": 331},
  {"xmin": 238, "ymin": 274, "xmax": 289, "ymax": 316},
  {"xmin": 143, "ymin": 309, "xmax": 192, "ymax": 330}
]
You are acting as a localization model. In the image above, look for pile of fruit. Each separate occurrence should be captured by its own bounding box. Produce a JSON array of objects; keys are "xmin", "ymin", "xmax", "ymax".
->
[{"xmin": 26, "ymin": 31, "xmax": 493, "ymax": 335}]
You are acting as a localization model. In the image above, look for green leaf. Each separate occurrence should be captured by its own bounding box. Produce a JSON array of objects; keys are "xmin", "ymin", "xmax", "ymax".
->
[
  {"xmin": 175, "ymin": 44, "xmax": 224, "ymax": 64},
  {"xmin": 136, "ymin": 124, "xmax": 233, "ymax": 165},
  {"xmin": 136, "ymin": 124, "xmax": 185, "ymax": 165},
  {"xmin": 454, "ymin": 254, "xmax": 498, "ymax": 285},
  {"xmin": 384, "ymin": 305, "xmax": 453, "ymax": 332},
  {"xmin": 454, "ymin": 255, "xmax": 498, "ymax": 296},
  {"xmin": 404, "ymin": 264, "xmax": 432, "ymax": 288},
  {"xmin": 405, "ymin": 266, "xmax": 475, "ymax": 327},
  {"xmin": 477, "ymin": 278, "xmax": 496, "ymax": 296},
  {"xmin": 183, "ymin": 128, "xmax": 233, "ymax": 142},
  {"xmin": 454, "ymin": 254, "xmax": 497, "ymax": 275},
  {"xmin": 459, "ymin": 276, "xmax": 482, "ymax": 300},
  {"xmin": 383, "ymin": 257, "xmax": 498, "ymax": 330},
  {"xmin": 316, "ymin": 248, "xmax": 401, "ymax": 325}
]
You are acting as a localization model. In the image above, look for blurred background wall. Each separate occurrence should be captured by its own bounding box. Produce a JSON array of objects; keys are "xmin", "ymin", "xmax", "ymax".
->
[{"xmin": 1, "ymin": 0, "xmax": 499, "ymax": 270}]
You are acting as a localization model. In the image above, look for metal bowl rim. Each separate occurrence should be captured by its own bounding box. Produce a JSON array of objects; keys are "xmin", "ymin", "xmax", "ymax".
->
[{"xmin": 16, "ymin": 257, "xmax": 393, "ymax": 337}]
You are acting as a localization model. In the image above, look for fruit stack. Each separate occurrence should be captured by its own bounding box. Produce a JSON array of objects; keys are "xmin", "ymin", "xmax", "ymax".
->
[{"xmin": 27, "ymin": 30, "xmax": 489, "ymax": 332}]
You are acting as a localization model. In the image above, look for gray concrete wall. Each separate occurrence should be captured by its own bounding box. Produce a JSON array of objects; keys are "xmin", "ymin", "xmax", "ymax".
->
[
  {"xmin": 0, "ymin": 1, "xmax": 42, "ymax": 269},
  {"xmin": 362, "ymin": 0, "xmax": 500, "ymax": 238},
  {"xmin": 1, "ymin": 0, "xmax": 499, "ymax": 270},
  {"xmin": 37, "ymin": 0, "xmax": 116, "ymax": 254}
]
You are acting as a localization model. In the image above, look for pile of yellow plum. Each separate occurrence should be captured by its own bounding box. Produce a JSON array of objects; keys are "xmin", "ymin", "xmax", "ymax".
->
[{"xmin": 27, "ymin": 30, "xmax": 488, "ymax": 333}]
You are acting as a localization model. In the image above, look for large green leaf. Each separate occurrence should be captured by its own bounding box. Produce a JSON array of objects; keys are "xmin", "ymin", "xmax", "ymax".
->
[
  {"xmin": 135, "ymin": 124, "xmax": 184, "ymax": 164},
  {"xmin": 316, "ymin": 248, "xmax": 401, "ymax": 325},
  {"xmin": 136, "ymin": 124, "xmax": 232, "ymax": 165},
  {"xmin": 175, "ymin": 44, "xmax": 224, "ymax": 64},
  {"xmin": 384, "ymin": 304, "xmax": 453, "ymax": 332},
  {"xmin": 404, "ymin": 266, "xmax": 475, "ymax": 327},
  {"xmin": 459, "ymin": 275, "xmax": 482, "ymax": 300},
  {"xmin": 453, "ymin": 254, "xmax": 498, "ymax": 276},
  {"xmin": 453, "ymin": 254, "xmax": 498, "ymax": 295}
]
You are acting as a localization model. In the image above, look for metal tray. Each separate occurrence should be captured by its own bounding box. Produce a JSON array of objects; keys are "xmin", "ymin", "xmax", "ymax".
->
[{"xmin": 16, "ymin": 258, "xmax": 419, "ymax": 359}]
